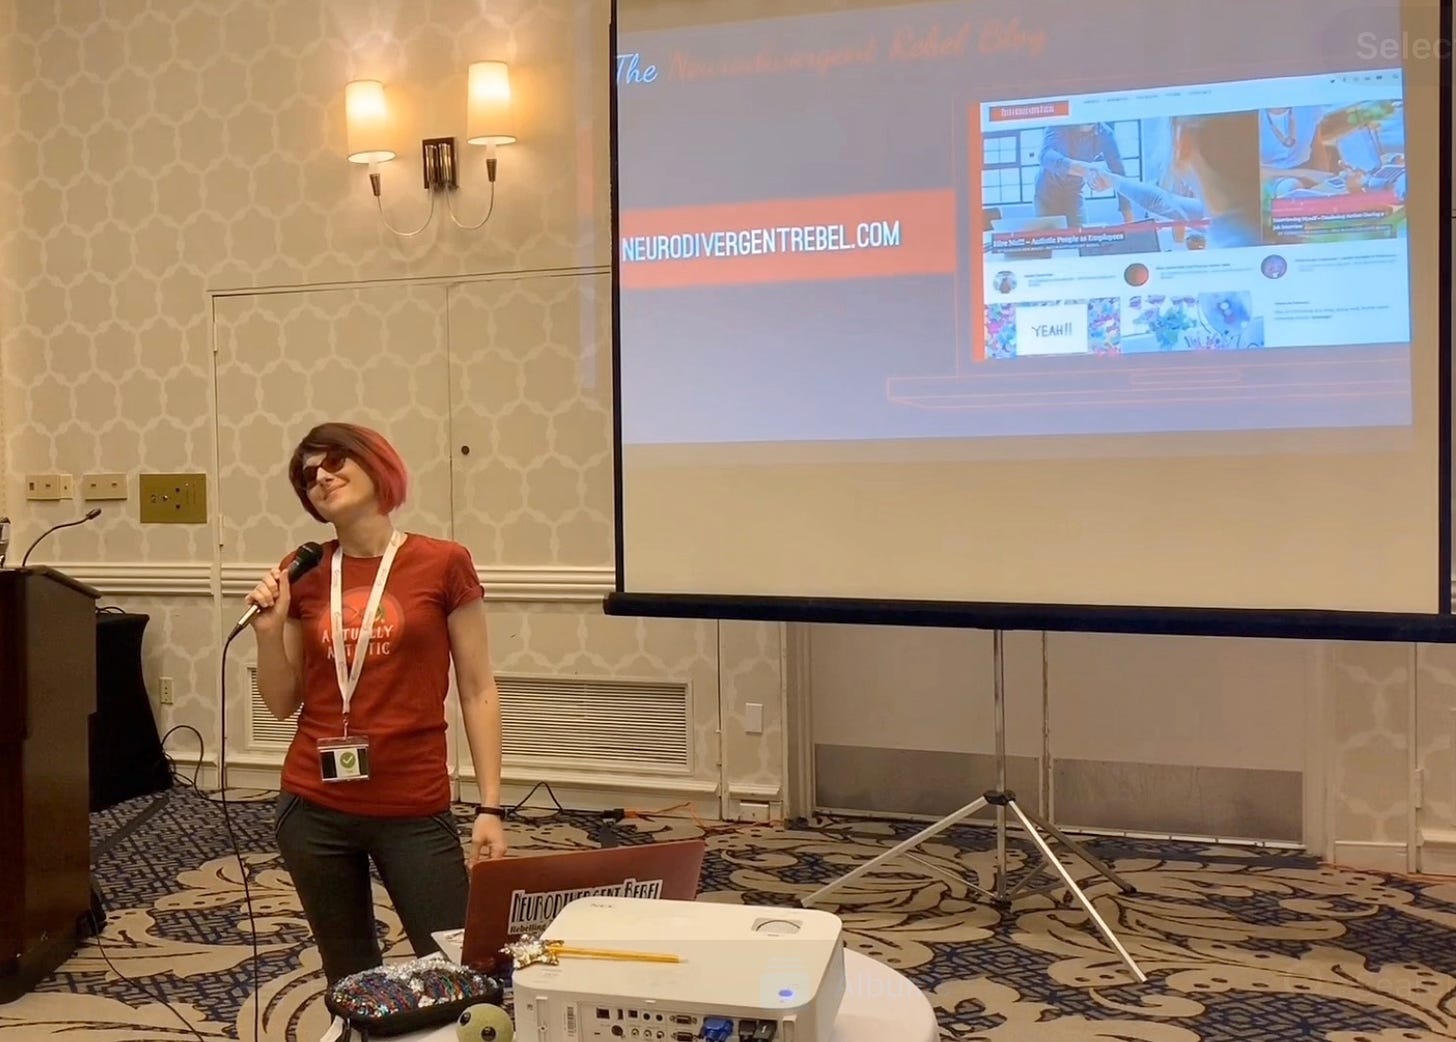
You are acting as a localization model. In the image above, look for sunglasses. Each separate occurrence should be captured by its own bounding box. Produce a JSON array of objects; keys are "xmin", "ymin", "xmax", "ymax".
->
[{"xmin": 300, "ymin": 450, "xmax": 347, "ymax": 489}]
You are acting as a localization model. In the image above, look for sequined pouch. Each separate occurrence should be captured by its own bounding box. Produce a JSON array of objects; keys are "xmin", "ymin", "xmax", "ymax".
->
[{"xmin": 322, "ymin": 953, "xmax": 505, "ymax": 1039}]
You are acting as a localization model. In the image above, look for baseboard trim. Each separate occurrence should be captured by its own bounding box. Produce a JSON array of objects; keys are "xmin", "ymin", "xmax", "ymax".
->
[
  {"xmin": 726, "ymin": 783, "xmax": 784, "ymax": 822},
  {"xmin": 208, "ymin": 756, "xmax": 723, "ymax": 817},
  {"xmin": 466, "ymin": 766, "xmax": 721, "ymax": 809},
  {"xmin": 1418, "ymin": 828, "xmax": 1456, "ymax": 876},
  {"xmin": 1330, "ymin": 840, "xmax": 1409, "ymax": 873},
  {"xmin": 480, "ymin": 781, "xmax": 721, "ymax": 819},
  {"xmin": 814, "ymin": 744, "xmax": 1303, "ymax": 842}
]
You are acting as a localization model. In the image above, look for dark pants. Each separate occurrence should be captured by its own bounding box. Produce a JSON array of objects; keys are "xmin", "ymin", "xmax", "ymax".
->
[{"xmin": 274, "ymin": 791, "xmax": 470, "ymax": 985}]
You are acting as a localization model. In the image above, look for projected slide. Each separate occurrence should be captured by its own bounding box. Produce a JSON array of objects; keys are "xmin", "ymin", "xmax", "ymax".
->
[{"xmin": 615, "ymin": 0, "xmax": 1415, "ymax": 448}]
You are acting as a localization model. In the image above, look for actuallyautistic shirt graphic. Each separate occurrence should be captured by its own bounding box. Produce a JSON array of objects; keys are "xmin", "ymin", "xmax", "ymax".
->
[{"xmin": 318, "ymin": 589, "xmax": 407, "ymax": 663}]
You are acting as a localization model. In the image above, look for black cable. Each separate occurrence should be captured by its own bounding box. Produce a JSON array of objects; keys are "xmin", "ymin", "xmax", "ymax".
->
[
  {"xmin": 86, "ymin": 794, "xmax": 208, "ymax": 1042},
  {"xmin": 85, "ymin": 883, "xmax": 207, "ymax": 1042},
  {"xmin": 219, "ymin": 628, "xmax": 263, "ymax": 1042},
  {"xmin": 83, "ymin": 661, "xmax": 257, "ymax": 1035},
  {"xmin": 160, "ymin": 724, "xmax": 205, "ymax": 788},
  {"xmin": 507, "ymin": 780, "xmax": 564, "ymax": 817}
]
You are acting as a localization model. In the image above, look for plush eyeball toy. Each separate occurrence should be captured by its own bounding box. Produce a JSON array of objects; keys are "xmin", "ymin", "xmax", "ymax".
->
[{"xmin": 457, "ymin": 1003, "xmax": 514, "ymax": 1042}]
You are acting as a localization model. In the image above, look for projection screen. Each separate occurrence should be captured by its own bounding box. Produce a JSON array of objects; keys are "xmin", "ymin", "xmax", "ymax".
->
[{"xmin": 607, "ymin": 0, "xmax": 1453, "ymax": 638}]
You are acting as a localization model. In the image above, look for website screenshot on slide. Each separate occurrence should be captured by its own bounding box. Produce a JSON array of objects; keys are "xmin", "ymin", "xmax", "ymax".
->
[{"xmin": 614, "ymin": 0, "xmax": 1416, "ymax": 447}]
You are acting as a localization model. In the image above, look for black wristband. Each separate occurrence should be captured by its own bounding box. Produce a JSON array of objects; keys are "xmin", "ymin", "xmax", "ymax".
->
[{"xmin": 474, "ymin": 804, "xmax": 505, "ymax": 818}]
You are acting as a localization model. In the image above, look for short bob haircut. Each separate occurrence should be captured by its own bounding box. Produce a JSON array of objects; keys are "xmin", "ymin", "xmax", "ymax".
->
[{"xmin": 288, "ymin": 422, "xmax": 409, "ymax": 523}]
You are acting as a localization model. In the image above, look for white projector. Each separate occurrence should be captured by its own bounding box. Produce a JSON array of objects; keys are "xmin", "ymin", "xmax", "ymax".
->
[{"xmin": 510, "ymin": 896, "xmax": 846, "ymax": 1042}]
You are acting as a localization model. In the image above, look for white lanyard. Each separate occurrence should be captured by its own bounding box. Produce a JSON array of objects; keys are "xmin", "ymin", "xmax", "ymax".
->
[{"xmin": 330, "ymin": 529, "xmax": 405, "ymax": 731}]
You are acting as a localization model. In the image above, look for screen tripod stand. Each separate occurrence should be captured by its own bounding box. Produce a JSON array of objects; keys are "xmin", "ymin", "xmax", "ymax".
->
[{"xmin": 801, "ymin": 630, "xmax": 1148, "ymax": 984}]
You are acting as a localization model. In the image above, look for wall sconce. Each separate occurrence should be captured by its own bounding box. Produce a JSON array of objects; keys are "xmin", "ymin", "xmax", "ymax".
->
[{"xmin": 345, "ymin": 61, "xmax": 516, "ymax": 237}]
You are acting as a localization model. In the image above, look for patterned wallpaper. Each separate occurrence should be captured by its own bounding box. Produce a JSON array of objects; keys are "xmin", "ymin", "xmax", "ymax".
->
[
  {"xmin": 1327, "ymin": 643, "xmax": 1416, "ymax": 860},
  {"xmin": 447, "ymin": 274, "xmax": 616, "ymax": 568},
  {"xmin": 0, "ymin": 0, "xmax": 786, "ymax": 818},
  {"xmin": 0, "ymin": 0, "xmax": 1452, "ymax": 854},
  {"xmin": 214, "ymin": 284, "xmax": 455, "ymax": 564},
  {"xmin": 1416, "ymin": 646, "xmax": 1456, "ymax": 854},
  {"xmin": 0, "ymin": 0, "xmax": 16, "ymax": 522},
  {"xmin": 2, "ymin": 0, "xmax": 612, "ymax": 563}
]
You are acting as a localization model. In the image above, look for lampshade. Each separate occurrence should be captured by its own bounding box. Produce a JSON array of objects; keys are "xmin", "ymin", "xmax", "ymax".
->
[
  {"xmin": 345, "ymin": 79, "xmax": 396, "ymax": 164},
  {"xmin": 466, "ymin": 61, "xmax": 516, "ymax": 146}
]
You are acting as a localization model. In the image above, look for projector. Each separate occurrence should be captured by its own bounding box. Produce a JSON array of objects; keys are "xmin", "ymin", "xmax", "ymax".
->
[{"xmin": 510, "ymin": 896, "xmax": 846, "ymax": 1042}]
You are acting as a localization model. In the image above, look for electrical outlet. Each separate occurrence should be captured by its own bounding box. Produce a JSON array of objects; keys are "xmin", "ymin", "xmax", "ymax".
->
[
  {"xmin": 82, "ymin": 473, "xmax": 128, "ymax": 500},
  {"xmin": 25, "ymin": 474, "xmax": 73, "ymax": 501},
  {"xmin": 158, "ymin": 677, "xmax": 174, "ymax": 705},
  {"xmin": 738, "ymin": 801, "xmax": 772, "ymax": 823}
]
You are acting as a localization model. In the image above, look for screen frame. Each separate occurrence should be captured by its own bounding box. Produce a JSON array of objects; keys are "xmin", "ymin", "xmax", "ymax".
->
[{"xmin": 605, "ymin": 0, "xmax": 1456, "ymax": 642}]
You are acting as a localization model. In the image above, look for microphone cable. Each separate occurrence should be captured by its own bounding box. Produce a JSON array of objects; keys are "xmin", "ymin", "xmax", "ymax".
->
[
  {"xmin": 87, "ymin": 723, "xmax": 215, "ymax": 1042},
  {"xmin": 220, "ymin": 624, "xmax": 264, "ymax": 1042},
  {"xmin": 213, "ymin": 542, "xmax": 322, "ymax": 1040},
  {"xmin": 88, "ymin": 852, "xmax": 207, "ymax": 1042},
  {"xmin": 85, "ymin": 547, "xmax": 321, "ymax": 1039}
]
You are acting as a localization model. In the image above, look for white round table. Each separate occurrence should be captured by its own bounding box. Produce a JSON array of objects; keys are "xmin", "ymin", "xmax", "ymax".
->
[
  {"xmin": 403, "ymin": 946, "xmax": 937, "ymax": 1042},
  {"xmin": 825, "ymin": 948, "xmax": 940, "ymax": 1041}
]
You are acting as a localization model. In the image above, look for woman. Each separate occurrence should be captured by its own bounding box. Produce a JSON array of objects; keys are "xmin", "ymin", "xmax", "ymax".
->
[{"xmin": 244, "ymin": 421, "xmax": 507, "ymax": 985}]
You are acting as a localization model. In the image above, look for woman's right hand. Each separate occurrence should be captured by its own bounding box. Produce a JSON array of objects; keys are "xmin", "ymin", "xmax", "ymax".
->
[{"xmin": 245, "ymin": 567, "xmax": 290, "ymax": 633}]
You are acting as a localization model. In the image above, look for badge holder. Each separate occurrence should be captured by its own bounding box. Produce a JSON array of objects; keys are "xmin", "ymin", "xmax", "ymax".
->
[{"xmin": 319, "ymin": 733, "xmax": 372, "ymax": 782}]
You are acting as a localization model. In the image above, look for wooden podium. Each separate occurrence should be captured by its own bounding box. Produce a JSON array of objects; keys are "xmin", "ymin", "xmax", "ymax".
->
[{"xmin": 0, "ymin": 566, "xmax": 99, "ymax": 1003}]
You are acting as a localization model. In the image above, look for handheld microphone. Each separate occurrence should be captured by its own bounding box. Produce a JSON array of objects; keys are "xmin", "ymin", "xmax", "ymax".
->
[
  {"xmin": 228, "ymin": 541, "xmax": 325, "ymax": 637},
  {"xmin": 0, "ymin": 516, "xmax": 10, "ymax": 567},
  {"xmin": 21, "ymin": 507, "xmax": 102, "ymax": 568}
]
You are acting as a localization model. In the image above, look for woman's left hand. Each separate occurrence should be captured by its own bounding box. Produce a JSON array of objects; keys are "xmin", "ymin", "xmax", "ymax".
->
[{"xmin": 469, "ymin": 813, "xmax": 508, "ymax": 864}]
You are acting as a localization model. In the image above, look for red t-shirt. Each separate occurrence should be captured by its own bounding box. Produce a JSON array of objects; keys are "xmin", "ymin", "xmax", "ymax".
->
[{"xmin": 279, "ymin": 533, "xmax": 484, "ymax": 817}]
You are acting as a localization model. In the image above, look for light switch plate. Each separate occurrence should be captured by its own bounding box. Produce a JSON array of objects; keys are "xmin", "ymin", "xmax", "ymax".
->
[
  {"xmin": 745, "ymin": 702, "xmax": 764, "ymax": 735},
  {"xmin": 25, "ymin": 474, "xmax": 72, "ymax": 500},
  {"xmin": 82, "ymin": 473, "xmax": 128, "ymax": 500}
]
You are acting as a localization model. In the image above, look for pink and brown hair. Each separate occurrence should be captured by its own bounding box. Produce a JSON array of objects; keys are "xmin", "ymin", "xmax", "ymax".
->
[{"xmin": 288, "ymin": 422, "xmax": 409, "ymax": 522}]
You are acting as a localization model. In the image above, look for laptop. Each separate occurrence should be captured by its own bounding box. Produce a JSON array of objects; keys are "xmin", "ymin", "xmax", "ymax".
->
[{"xmin": 454, "ymin": 839, "xmax": 707, "ymax": 972}]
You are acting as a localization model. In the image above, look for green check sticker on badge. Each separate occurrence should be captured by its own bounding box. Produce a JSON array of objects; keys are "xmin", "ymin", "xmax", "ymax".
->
[{"xmin": 318, "ymin": 735, "xmax": 372, "ymax": 782}]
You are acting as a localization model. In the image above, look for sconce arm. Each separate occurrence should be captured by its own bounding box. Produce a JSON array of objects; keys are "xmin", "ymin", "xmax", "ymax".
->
[
  {"xmin": 372, "ymin": 180, "xmax": 437, "ymax": 237},
  {"xmin": 446, "ymin": 179, "xmax": 497, "ymax": 231}
]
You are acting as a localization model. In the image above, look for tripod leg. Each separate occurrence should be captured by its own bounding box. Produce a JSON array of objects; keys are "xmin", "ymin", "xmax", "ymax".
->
[
  {"xmin": 1003, "ymin": 860, "xmax": 1054, "ymax": 902},
  {"xmin": 1004, "ymin": 799, "xmax": 1147, "ymax": 983},
  {"xmin": 1016, "ymin": 806, "xmax": 1138, "ymax": 894},
  {"xmin": 903, "ymin": 851, "xmax": 999, "ymax": 901},
  {"xmin": 802, "ymin": 797, "xmax": 990, "ymax": 907}
]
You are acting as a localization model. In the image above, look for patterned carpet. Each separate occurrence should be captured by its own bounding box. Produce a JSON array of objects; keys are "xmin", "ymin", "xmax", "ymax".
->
[{"xmin": 2, "ymin": 784, "xmax": 1456, "ymax": 1041}]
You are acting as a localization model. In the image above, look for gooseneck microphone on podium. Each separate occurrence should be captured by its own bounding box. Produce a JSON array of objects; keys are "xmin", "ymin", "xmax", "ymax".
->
[
  {"xmin": 0, "ymin": 516, "xmax": 10, "ymax": 567},
  {"xmin": 20, "ymin": 507, "xmax": 102, "ymax": 568},
  {"xmin": 227, "ymin": 541, "xmax": 325, "ymax": 638}
]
